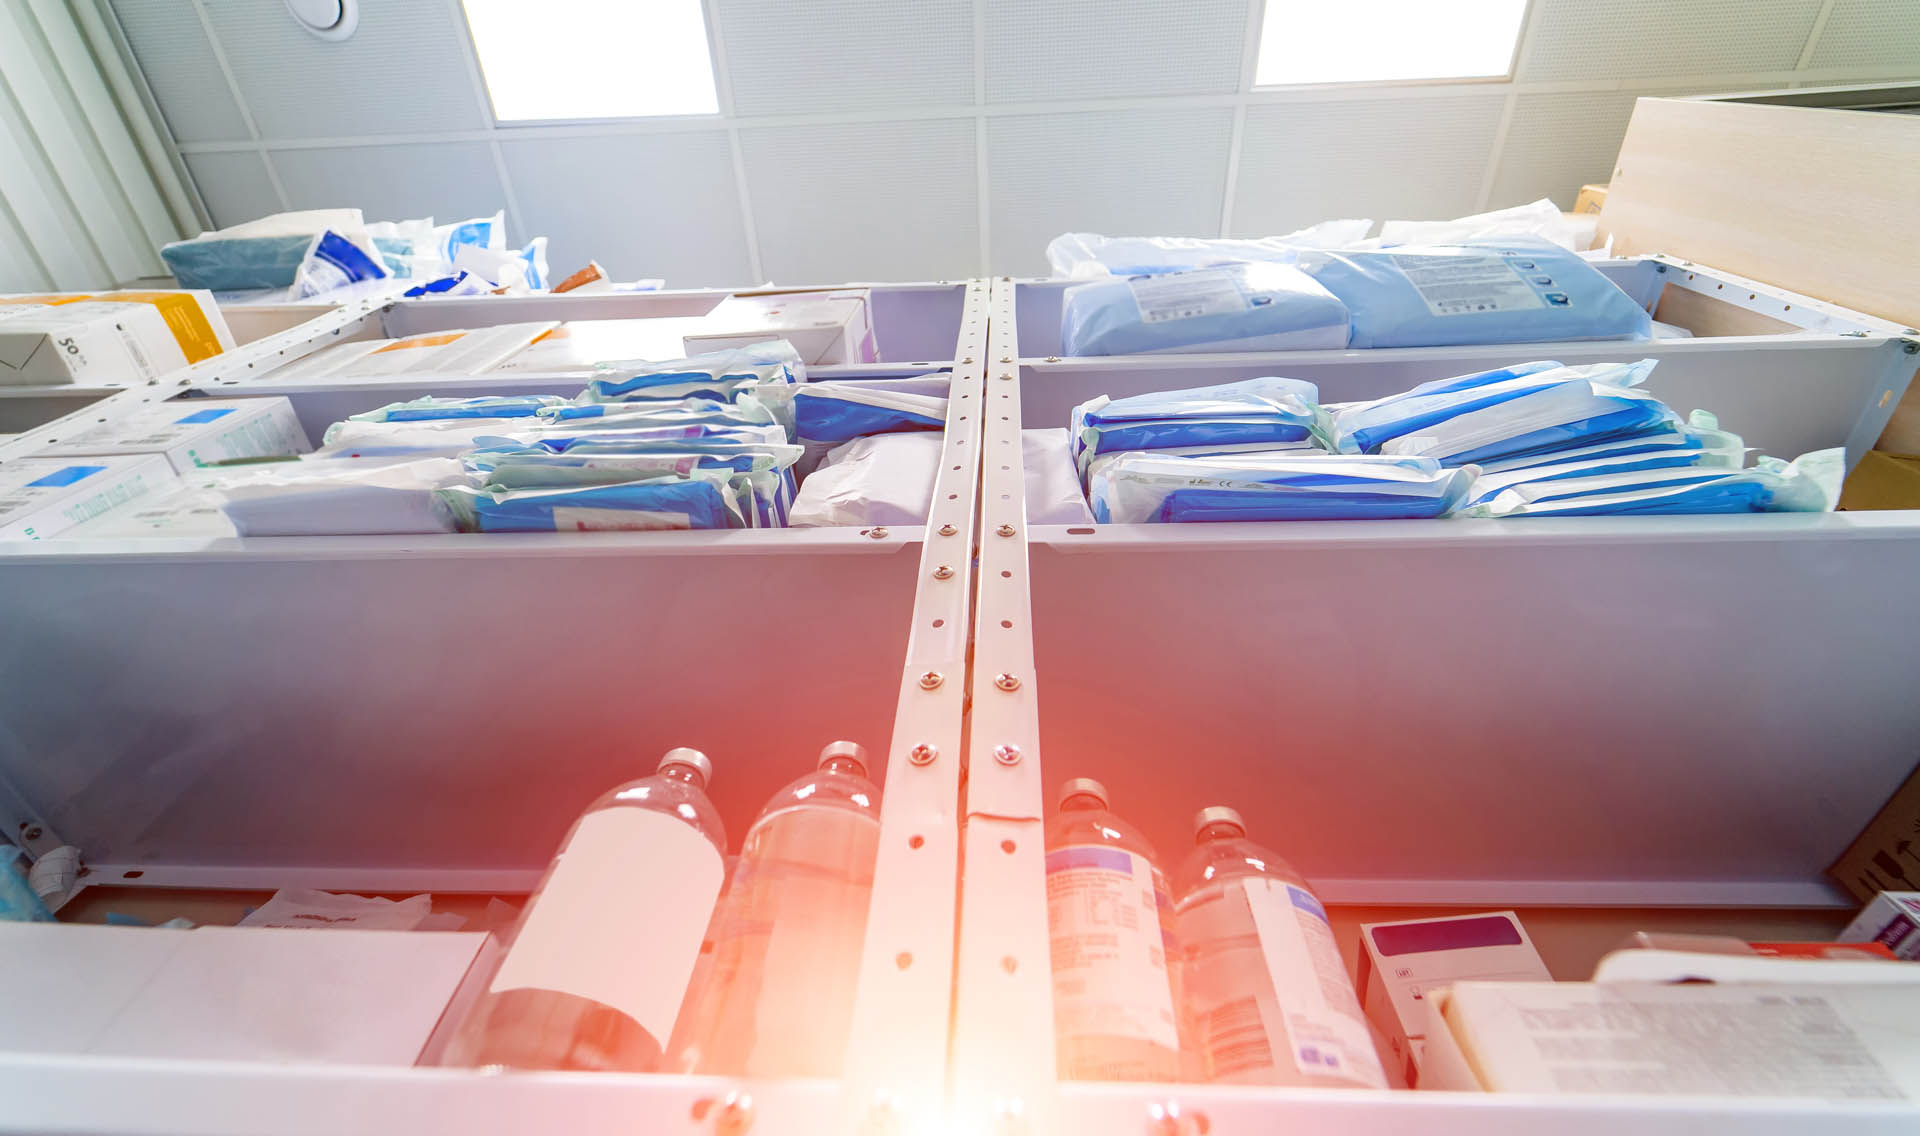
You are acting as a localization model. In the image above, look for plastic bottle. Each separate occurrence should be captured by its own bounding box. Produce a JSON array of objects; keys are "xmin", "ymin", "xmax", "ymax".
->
[
  {"xmin": 1045, "ymin": 777, "xmax": 1189, "ymax": 1081},
  {"xmin": 677, "ymin": 740, "xmax": 881, "ymax": 1077},
  {"xmin": 1172, "ymin": 806, "xmax": 1386, "ymax": 1088},
  {"xmin": 443, "ymin": 747, "xmax": 727, "ymax": 1072}
]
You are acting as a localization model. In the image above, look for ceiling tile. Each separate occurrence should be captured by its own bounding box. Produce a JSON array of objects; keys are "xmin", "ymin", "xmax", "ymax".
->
[
  {"xmin": 183, "ymin": 150, "xmax": 282, "ymax": 229},
  {"xmin": 985, "ymin": 0, "xmax": 1247, "ymax": 103},
  {"xmin": 716, "ymin": 0, "xmax": 973, "ymax": 116},
  {"xmin": 268, "ymin": 141, "xmax": 508, "ymax": 228},
  {"xmin": 110, "ymin": 0, "xmax": 250, "ymax": 144},
  {"xmin": 1519, "ymin": 0, "xmax": 1824, "ymax": 82}
]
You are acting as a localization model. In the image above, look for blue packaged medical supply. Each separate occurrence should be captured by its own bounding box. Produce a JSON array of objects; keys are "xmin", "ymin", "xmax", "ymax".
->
[
  {"xmin": 348, "ymin": 395, "xmax": 566, "ymax": 422},
  {"xmin": 1376, "ymin": 373, "xmax": 1678, "ymax": 466},
  {"xmin": 1061, "ymin": 262, "xmax": 1351, "ymax": 356},
  {"xmin": 1464, "ymin": 449, "xmax": 1842, "ymax": 517},
  {"xmin": 1327, "ymin": 360, "xmax": 1567, "ymax": 453},
  {"xmin": 793, "ymin": 384, "xmax": 947, "ymax": 443},
  {"xmin": 161, "ymin": 233, "xmax": 313, "ymax": 291},
  {"xmin": 1298, "ymin": 239, "xmax": 1652, "ymax": 348},
  {"xmin": 1070, "ymin": 376, "xmax": 1320, "ymax": 472},
  {"xmin": 579, "ymin": 341, "xmax": 804, "ymax": 403},
  {"xmin": 1089, "ymin": 451, "xmax": 1470, "ymax": 523},
  {"xmin": 436, "ymin": 475, "xmax": 743, "ymax": 532}
]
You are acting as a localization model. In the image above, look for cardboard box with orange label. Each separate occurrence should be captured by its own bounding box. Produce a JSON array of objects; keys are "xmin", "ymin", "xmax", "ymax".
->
[
  {"xmin": 0, "ymin": 290, "xmax": 234, "ymax": 385},
  {"xmin": 260, "ymin": 322, "xmax": 556, "ymax": 381}
]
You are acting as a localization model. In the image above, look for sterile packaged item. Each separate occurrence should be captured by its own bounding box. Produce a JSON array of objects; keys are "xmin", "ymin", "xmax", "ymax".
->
[
  {"xmin": 206, "ymin": 457, "xmax": 466, "ymax": 536},
  {"xmin": 1046, "ymin": 779, "xmax": 1190, "ymax": 1082},
  {"xmin": 1091, "ymin": 452, "xmax": 1469, "ymax": 523},
  {"xmin": 1024, "ymin": 428, "xmax": 1095, "ymax": 524},
  {"xmin": 262, "ymin": 323, "xmax": 559, "ymax": 381},
  {"xmin": 489, "ymin": 321, "xmax": 689, "ymax": 374},
  {"xmin": 466, "ymin": 436, "xmax": 803, "ymax": 488},
  {"xmin": 537, "ymin": 396, "xmax": 781, "ymax": 433},
  {"xmin": 1464, "ymin": 447, "xmax": 1844, "ymax": 518},
  {"xmin": 1838, "ymin": 892, "xmax": 1920, "ymax": 960},
  {"xmin": 0, "ymin": 847, "xmax": 53, "ymax": 922},
  {"xmin": 788, "ymin": 432, "xmax": 941, "ymax": 527},
  {"xmin": 402, "ymin": 272, "xmax": 495, "ymax": 298},
  {"xmin": 432, "ymin": 211, "xmax": 506, "ymax": 266},
  {"xmin": 1071, "ymin": 377, "xmax": 1320, "ymax": 473},
  {"xmin": 1062, "ymin": 263, "xmax": 1350, "ymax": 356},
  {"xmin": 1376, "ymin": 199, "xmax": 1584, "ymax": 253},
  {"xmin": 55, "ymin": 487, "xmax": 237, "ymax": 541},
  {"xmin": 1175, "ymin": 807, "xmax": 1385, "ymax": 1089},
  {"xmin": 0, "ymin": 454, "xmax": 176, "ymax": 539},
  {"xmin": 1463, "ymin": 410, "xmax": 1739, "ymax": 475},
  {"xmin": 1298, "ymin": 239, "xmax": 1652, "ymax": 349},
  {"xmin": 452, "ymin": 238, "xmax": 546, "ymax": 292},
  {"xmin": 1356, "ymin": 911, "xmax": 1548, "ymax": 1087},
  {"xmin": 578, "ymin": 340, "xmax": 804, "ymax": 404},
  {"xmin": 1460, "ymin": 436, "xmax": 1746, "ymax": 509},
  {"xmin": 1327, "ymin": 360, "xmax": 1569, "ymax": 454},
  {"xmin": 36, "ymin": 397, "xmax": 310, "ymax": 472},
  {"xmin": 0, "ymin": 290, "xmax": 233, "ymax": 384},
  {"xmin": 314, "ymin": 417, "xmax": 543, "ymax": 458},
  {"xmin": 792, "ymin": 382, "xmax": 946, "ymax": 443},
  {"xmin": 1366, "ymin": 360, "xmax": 1672, "ymax": 466},
  {"xmin": 1424, "ymin": 974, "xmax": 1920, "ymax": 1098},
  {"xmin": 364, "ymin": 217, "xmax": 436, "ymax": 279},
  {"xmin": 1651, "ymin": 319, "xmax": 1694, "ymax": 339},
  {"xmin": 443, "ymin": 749, "xmax": 726, "ymax": 1071},
  {"xmin": 436, "ymin": 473, "xmax": 746, "ymax": 533},
  {"xmin": 678, "ymin": 742, "xmax": 880, "ymax": 1077},
  {"xmin": 160, "ymin": 209, "xmax": 367, "ymax": 291},
  {"xmin": 1046, "ymin": 221, "xmax": 1373, "ymax": 279},
  {"xmin": 684, "ymin": 290, "xmax": 879, "ymax": 365},
  {"xmin": 346, "ymin": 395, "xmax": 566, "ymax": 423},
  {"xmin": 289, "ymin": 229, "xmax": 391, "ymax": 300}
]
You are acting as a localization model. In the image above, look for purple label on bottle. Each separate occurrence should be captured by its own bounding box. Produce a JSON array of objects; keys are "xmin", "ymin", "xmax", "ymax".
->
[{"xmin": 1046, "ymin": 847, "xmax": 1134, "ymax": 874}]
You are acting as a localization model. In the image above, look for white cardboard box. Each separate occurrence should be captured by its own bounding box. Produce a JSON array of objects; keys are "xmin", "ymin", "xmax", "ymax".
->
[
  {"xmin": 0, "ymin": 454, "xmax": 178, "ymax": 540},
  {"xmin": 683, "ymin": 290, "xmax": 879, "ymax": 365},
  {"xmin": 56, "ymin": 487, "xmax": 238, "ymax": 541},
  {"xmin": 0, "ymin": 291, "xmax": 233, "ymax": 385},
  {"xmin": 1357, "ymin": 910, "xmax": 1549, "ymax": 1087},
  {"xmin": 1839, "ymin": 891, "xmax": 1920, "ymax": 960},
  {"xmin": 263, "ymin": 322, "xmax": 556, "ymax": 381},
  {"xmin": 36, "ymin": 397, "xmax": 310, "ymax": 472}
]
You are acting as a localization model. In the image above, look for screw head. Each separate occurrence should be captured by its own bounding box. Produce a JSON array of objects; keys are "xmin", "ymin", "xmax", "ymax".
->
[
  {"xmin": 933, "ymin": 564, "xmax": 955, "ymax": 580},
  {"xmin": 716, "ymin": 1091, "xmax": 754, "ymax": 1135},
  {"xmin": 867, "ymin": 526, "xmax": 890, "ymax": 540},
  {"xmin": 962, "ymin": 356, "xmax": 974, "ymax": 364},
  {"xmin": 1045, "ymin": 355, "xmax": 1060, "ymax": 363},
  {"xmin": 1000, "ymin": 356, "xmax": 1012, "ymax": 363},
  {"xmin": 21, "ymin": 825, "xmax": 43, "ymax": 842},
  {"xmin": 938, "ymin": 523, "xmax": 958, "ymax": 536},
  {"xmin": 918, "ymin": 671, "xmax": 944, "ymax": 690},
  {"xmin": 993, "ymin": 744, "xmax": 1021, "ymax": 766},
  {"xmin": 994, "ymin": 672, "xmax": 1021, "ymax": 692},
  {"xmin": 909, "ymin": 743, "xmax": 938, "ymax": 766},
  {"xmin": 996, "ymin": 523, "xmax": 1016, "ymax": 537}
]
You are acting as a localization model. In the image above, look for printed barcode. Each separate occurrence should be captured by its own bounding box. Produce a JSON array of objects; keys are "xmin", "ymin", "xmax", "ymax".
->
[{"xmin": 1204, "ymin": 996, "xmax": 1273, "ymax": 1078}]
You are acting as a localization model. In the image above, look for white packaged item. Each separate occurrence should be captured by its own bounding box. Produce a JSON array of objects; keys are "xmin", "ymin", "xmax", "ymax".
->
[
  {"xmin": 206, "ymin": 457, "xmax": 465, "ymax": 536},
  {"xmin": 1046, "ymin": 220, "xmax": 1373, "ymax": 279},
  {"xmin": 1424, "ymin": 974, "xmax": 1920, "ymax": 1099},
  {"xmin": 788, "ymin": 433, "xmax": 941, "ymax": 527},
  {"xmin": 0, "ymin": 290, "xmax": 233, "ymax": 385},
  {"xmin": 56, "ymin": 488, "xmax": 237, "ymax": 541},
  {"xmin": 1838, "ymin": 892, "xmax": 1920, "ymax": 960},
  {"xmin": 1357, "ymin": 911, "xmax": 1549, "ymax": 1086},
  {"xmin": 0, "ymin": 921, "xmax": 484, "ymax": 1065},
  {"xmin": 1023, "ymin": 428, "xmax": 1094, "ymax": 524},
  {"xmin": 315, "ymin": 417, "xmax": 542, "ymax": 458},
  {"xmin": 0, "ymin": 454, "xmax": 177, "ymax": 539},
  {"xmin": 35, "ymin": 397, "xmax": 309, "ymax": 472},
  {"xmin": 489, "ymin": 320, "xmax": 693, "ymax": 373},
  {"xmin": 238, "ymin": 888, "xmax": 439, "ymax": 931},
  {"xmin": 1377, "ymin": 198, "xmax": 1584, "ymax": 253},
  {"xmin": 685, "ymin": 290, "xmax": 879, "ymax": 365},
  {"xmin": 263, "ymin": 323, "xmax": 558, "ymax": 381}
]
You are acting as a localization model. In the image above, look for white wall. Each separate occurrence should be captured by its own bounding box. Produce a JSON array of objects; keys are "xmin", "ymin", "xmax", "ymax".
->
[
  {"xmin": 109, "ymin": 0, "xmax": 1920, "ymax": 286},
  {"xmin": 0, "ymin": 0, "xmax": 191, "ymax": 292}
]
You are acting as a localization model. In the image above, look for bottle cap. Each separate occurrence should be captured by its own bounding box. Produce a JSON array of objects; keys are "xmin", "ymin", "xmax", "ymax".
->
[
  {"xmin": 1193, "ymin": 806, "xmax": 1246, "ymax": 841},
  {"xmin": 1058, "ymin": 777, "xmax": 1109, "ymax": 809},
  {"xmin": 658, "ymin": 747, "xmax": 712, "ymax": 782},
  {"xmin": 818, "ymin": 740, "xmax": 868, "ymax": 776}
]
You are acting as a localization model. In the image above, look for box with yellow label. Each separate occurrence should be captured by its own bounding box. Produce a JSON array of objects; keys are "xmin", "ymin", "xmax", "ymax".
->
[{"xmin": 0, "ymin": 290, "xmax": 234, "ymax": 385}]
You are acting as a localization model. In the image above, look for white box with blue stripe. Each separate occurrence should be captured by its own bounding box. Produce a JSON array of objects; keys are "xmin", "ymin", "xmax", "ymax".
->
[
  {"xmin": 33, "ymin": 397, "xmax": 310, "ymax": 473},
  {"xmin": 0, "ymin": 454, "xmax": 177, "ymax": 539}
]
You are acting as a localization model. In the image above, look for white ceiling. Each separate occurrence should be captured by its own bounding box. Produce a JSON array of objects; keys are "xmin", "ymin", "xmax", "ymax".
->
[{"xmin": 110, "ymin": 0, "xmax": 1920, "ymax": 286}]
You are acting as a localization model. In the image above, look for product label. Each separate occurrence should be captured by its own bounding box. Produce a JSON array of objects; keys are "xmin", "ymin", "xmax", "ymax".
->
[
  {"xmin": 1244, "ymin": 879, "xmax": 1388, "ymax": 1087},
  {"xmin": 1129, "ymin": 269, "xmax": 1249, "ymax": 324},
  {"xmin": 549, "ymin": 506, "xmax": 693, "ymax": 531},
  {"xmin": 107, "ymin": 292, "xmax": 226, "ymax": 363},
  {"xmin": 489, "ymin": 808, "xmax": 723, "ymax": 1042},
  {"xmin": 1046, "ymin": 844, "xmax": 1181, "ymax": 1070},
  {"xmin": 1392, "ymin": 254, "xmax": 1548, "ymax": 318}
]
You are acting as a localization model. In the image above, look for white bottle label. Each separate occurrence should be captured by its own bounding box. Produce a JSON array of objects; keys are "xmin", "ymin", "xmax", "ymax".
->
[
  {"xmin": 1129, "ymin": 269, "xmax": 1249, "ymax": 323},
  {"xmin": 1244, "ymin": 879, "xmax": 1388, "ymax": 1087},
  {"xmin": 1391, "ymin": 253, "xmax": 1550, "ymax": 317},
  {"xmin": 489, "ymin": 808, "xmax": 724, "ymax": 1043},
  {"xmin": 1046, "ymin": 845, "xmax": 1180, "ymax": 1052}
]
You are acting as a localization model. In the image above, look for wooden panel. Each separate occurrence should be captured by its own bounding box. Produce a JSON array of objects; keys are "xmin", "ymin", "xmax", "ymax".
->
[{"xmin": 1599, "ymin": 97, "xmax": 1920, "ymax": 451}]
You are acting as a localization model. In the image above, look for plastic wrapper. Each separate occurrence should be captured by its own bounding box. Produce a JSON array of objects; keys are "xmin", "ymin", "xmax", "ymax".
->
[
  {"xmin": 1023, "ymin": 429, "xmax": 1095, "ymax": 525},
  {"xmin": 437, "ymin": 472, "xmax": 745, "ymax": 532},
  {"xmin": 789, "ymin": 433, "xmax": 942, "ymax": 527},
  {"xmin": 203, "ymin": 458, "xmax": 466, "ymax": 535},
  {"xmin": 1045, "ymin": 220, "xmax": 1372, "ymax": 278},
  {"xmin": 1061, "ymin": 262, "xmax": 1350, "ymax": 356},
  {"xmin": 1071, "ymin": 377, "xmax": 1320, "ymax": 474},
  {"xmin": 1090, "ymin": 451, "xmax": 1471, "ymax": 523},
  {"xmin": 1462, "ymin": 448, "xmax": 1844, "ymax": 517}
]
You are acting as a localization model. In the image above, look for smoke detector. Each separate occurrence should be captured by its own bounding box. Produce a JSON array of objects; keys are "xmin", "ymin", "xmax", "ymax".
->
[{"xmin": 286, "ymin": 0, "xmax": 357, "ymax": 41}]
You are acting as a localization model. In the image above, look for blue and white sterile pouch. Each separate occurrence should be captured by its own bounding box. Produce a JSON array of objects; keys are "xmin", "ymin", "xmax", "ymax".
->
[
  {"xmin": 1376, "ymin": 363, "xmax": 1677, "ymax": 467},
  {"xmin": 289, "ymin": 229, "xmax": 391, "ymax": 300},
  {"xmin": 436, "ymin": 471, "xmax": 745, "ymax": 532},
  {"xmin": 1062, "ymin": 262, "xmax": 1351, "ymax": 356},
  {"xmin": 1298, "ymin": 238, "xmax": 1652, "ymax": 348},
  {"xmin": 1326, "ymin": 360, "xmax": 1570, "ymax": 453},
  {"xmin": 1088, "ymin": 451, "xmax": 1471, "ymax": 523},
  {"xmin": 1464, "ymin": 409, "xmax": 1740, "ymax": 475},
  {"xmin": 538, "ymin": 395, "xmax": 781, "ymax": 430},
  {"xmin": 1460, "ymin": 428, "xmax": 1747, "ymax": 507},
  {"xmin": 1070, "ymin": 376, "xmax": 1320, "ymax": 473},
  {"xmin": 346, "ymin": 395, "xmax": 566, "ymax": 422},
  {"xmin": 1463, "ymin": 448, "xmax": 1844, "ymax": 517},
  {"xmin": 1045, "ymin": 221, "xmax": 1373, "ymax": 279},
  {"xmin": 203, "ymin": 457, "xmax": 467, "ymax": 535},
  {"xmin": 578, "ymin": 340, "xmax": 804, "ymax": 403},
  {"xmin": 317, "ymin": 416, "xmax": 545, "ymax": 457},
  {"xmin": 790, "ymin": 383, "xmax": 948, "ymax": 443}
]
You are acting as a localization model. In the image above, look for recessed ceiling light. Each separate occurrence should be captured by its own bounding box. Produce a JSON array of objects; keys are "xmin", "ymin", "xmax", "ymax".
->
[{"xmin": 285, "ymin": 0, "xmax": 357, "ymax": 42}]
